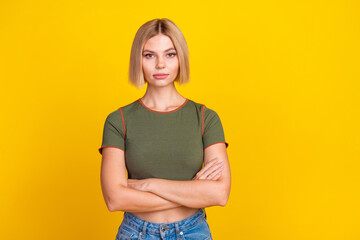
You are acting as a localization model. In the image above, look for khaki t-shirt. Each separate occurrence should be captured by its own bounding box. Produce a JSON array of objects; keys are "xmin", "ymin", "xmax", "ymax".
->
[{"xmin": 98, "ymin": 98, "xmax": 229, "ymax": 180}]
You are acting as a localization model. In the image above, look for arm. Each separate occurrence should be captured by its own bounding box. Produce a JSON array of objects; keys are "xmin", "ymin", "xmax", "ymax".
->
[
  {"xmin": 100, "ymin": 147, "xmax": 182, "ymax": 212},
  {"xmin": 108, "ymin": 185, "xmax": 183, "ymax": 212},
  {"xmin": 101, "ymin": 147, "xmax": 224, "ymax": 212},
  {"xmin": 128, "ymin": 142, "xmax": 231, "ymax": 208}
]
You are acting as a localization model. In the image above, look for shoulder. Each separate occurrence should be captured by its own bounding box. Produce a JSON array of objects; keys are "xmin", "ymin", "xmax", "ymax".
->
[
  {"xmin": 203, "ymin": 106, "xmax": 218, "ymax": 118},
  {"xmin": 186, "ymin": 99, "xmax": 221, "ymax": 119},
  {"xmin": 106, "ymin": 99, "xmax": 140, "ymax": 120},
  {"xmin": 186, "ymin": 99, "xmax": 210, "ymax": 113},
  {"xmin": 105, "ymin": 108, "xmax": 122, "ymax": 123},
  {"xmin": 186, "ymin": 99, "xmax": 203, "ymax": 109},
  {"xmin": 119, "ymin": 98, "xmax": 144, "ymax": 119}
]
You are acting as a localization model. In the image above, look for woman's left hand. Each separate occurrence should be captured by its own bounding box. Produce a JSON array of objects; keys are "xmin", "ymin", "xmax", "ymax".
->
[{"xmin": 127, "ymin": 178, "xmax": 151, "ymax": 192}]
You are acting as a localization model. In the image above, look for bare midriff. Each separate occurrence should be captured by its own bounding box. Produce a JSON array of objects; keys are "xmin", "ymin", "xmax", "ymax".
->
[{"xmin": 129, "ymin": 206, "xmax": 201, "ymax": 223}]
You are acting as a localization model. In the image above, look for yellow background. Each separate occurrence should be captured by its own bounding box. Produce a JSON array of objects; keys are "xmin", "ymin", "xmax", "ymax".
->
[{"xmin": 1, "ymin": 0, "xmax": 359, "ymax": 239}]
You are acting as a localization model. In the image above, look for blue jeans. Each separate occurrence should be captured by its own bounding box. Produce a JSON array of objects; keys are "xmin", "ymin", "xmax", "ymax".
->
[{"xmin": 115, "ymin": 208, "xmax": 213, "ymax": 240}]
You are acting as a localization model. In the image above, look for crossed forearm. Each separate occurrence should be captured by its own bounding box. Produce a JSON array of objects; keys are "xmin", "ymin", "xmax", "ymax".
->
[
  {"xmin": 126, "ymin": 159, "xmax": 226, "ymax": 208},
  {"xmin": 122, "ymin": 158, "xmax": 225, "ymax": 210},
  {"xmin": 145, "ymin": 178, "xmax": 225, "ymax": 208},
  {"xmin": 115, "ymin": 178, "xmax": 223, "ymax": 212},
  {"xmin": 112, "ymin": 184, "xmax": 183, "ymax": 212}
]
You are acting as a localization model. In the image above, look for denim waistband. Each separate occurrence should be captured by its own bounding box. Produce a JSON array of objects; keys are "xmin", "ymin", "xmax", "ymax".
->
[{"xmin": 121, "ymin": 208, "xmax": 207, "ymax": 236}]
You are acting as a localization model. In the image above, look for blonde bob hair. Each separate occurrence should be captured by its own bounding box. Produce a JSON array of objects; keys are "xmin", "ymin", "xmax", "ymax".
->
[{"xmin": 128, "ymin": 18, "xmax": 190, "ymax": 89}]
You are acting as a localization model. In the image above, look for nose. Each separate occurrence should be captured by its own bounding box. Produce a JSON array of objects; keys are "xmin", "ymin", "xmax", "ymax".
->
[{"xmin": 156, "ymin": 56, "xmax": 165, "ymax": 69}]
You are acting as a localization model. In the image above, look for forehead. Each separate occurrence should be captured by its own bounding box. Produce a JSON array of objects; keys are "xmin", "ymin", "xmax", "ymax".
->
[{"xmin": 143, "ymin": 34, "xmax": 175, "ymax": 51}]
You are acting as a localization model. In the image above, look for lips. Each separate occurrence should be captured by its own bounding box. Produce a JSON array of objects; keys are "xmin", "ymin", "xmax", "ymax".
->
[
  {"xmin": 153, "ymin": 73, "xmax": 169, "ymax": 76},
  {"xmin": 153, "ymin": 73, "xmax": 169, "ymax": 79}
]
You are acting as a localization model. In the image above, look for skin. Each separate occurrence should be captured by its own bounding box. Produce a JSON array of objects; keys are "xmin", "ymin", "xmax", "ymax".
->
[{"xmin": 100, "ymin": 34, "xmax": 231, "ymax": 223}]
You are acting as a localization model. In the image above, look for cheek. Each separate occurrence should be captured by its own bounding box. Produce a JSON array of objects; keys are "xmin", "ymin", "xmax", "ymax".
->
[
  {"xmin": 170, "ymin": 60, "xmax": 179, "ymax": 71},
  {"xmin": 142, "ymin": 64, "xmax": 150, "ymax": 75}
]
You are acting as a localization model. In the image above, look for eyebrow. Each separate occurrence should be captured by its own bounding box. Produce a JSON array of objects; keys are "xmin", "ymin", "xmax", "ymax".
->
[{"xmin": 143, "ymin": 48, "xmax": 176, "ymax": 53}]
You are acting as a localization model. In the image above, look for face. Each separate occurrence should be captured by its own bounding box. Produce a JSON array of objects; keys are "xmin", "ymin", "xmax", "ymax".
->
[{"xmin": 142, "ymin": 34, "xmax": 179, "ymax": 87}]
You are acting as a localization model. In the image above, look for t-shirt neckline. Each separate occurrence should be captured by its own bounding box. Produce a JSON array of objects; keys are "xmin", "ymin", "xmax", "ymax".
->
[{"xmin": 138, "ymin": 98, "xmax": 189, "ymax": 114}]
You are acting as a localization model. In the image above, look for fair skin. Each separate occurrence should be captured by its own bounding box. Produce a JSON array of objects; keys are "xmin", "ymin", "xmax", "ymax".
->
[{"xmin": 100, "ymin": 34, "xmax": 231, "ymax": 223}]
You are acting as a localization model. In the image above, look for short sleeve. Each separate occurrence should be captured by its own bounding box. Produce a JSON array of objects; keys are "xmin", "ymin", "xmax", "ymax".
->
[
  {"xmin": 98, "ymin": 110, "xmax": 125, "ymax": 155},
  {"xmin": 203, "ymin": 107, "xmax": 229, "ymax": 149}
]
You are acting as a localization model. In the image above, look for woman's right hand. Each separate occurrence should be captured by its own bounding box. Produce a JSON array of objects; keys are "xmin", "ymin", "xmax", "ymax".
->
[{"xmin": 192, "ymin": 157, "xmax": 224, "ymax": 181}]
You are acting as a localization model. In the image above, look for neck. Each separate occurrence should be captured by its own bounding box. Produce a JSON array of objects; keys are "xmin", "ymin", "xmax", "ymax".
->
[{"xmin": 140, "ymin": 83, "xmax": 186, "ymax": 111}]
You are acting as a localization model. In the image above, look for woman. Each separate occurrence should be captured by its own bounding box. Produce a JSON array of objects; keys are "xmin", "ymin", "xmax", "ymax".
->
[{"xmin": 99, "ymin": 18, "xmax": 231, "ymax": 240}]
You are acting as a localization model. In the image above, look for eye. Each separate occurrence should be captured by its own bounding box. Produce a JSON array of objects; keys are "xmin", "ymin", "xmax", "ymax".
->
[
  {"xmin": 168, "ymin": 52, "xmax": 177, "ymax": 57},
  {"xmin": 144, "ymin": 53, "xmax": 154, "ymax": 58}
]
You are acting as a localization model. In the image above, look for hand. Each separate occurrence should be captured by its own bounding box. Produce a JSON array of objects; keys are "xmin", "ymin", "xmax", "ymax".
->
[
  {"xmin": 192, "ymin": 157, "xmax": 224, "ymax": 181},
  {"xmin": 127, "ymin": 178, "xmax": 151, "ymax": 192}
]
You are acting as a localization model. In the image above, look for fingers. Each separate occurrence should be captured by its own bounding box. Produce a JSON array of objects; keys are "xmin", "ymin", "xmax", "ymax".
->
[
  {"xmin": 207, "ymin": 164, "xmax": 224, "ymax": 180},
  {"xmin": 194, "ymin": 157, "xmax": 219, "ymax": 180},
  {"xmin": 194, "ymin": 157, "xmax": 225, "ymax": 180},
  {"xmin": 200, "ymin": 159, "xmax": 224, "ymax": 179}
]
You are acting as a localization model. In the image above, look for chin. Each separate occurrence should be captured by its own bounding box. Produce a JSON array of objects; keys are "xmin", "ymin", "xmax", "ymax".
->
[{"xmin": 147, "ymin": 79, "xmax": 175, "ymax": 86}]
